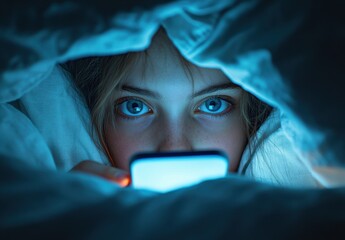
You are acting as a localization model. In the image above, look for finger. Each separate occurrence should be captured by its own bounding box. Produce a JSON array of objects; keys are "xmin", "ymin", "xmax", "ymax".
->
[{"xmin": 71, "ymin": 160, "xmax": 131, "ymax": 187}]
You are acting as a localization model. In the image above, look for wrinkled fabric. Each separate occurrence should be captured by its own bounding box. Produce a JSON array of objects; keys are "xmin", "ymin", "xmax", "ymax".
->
[
  {"xmin": 16, "ymin": 66, "xmax": 109, "ymax": 170},
  {"xmin": 2, "ymin": 0, "xmax": 344, "ymax": 184},
  {"xmin": 1, "ymin": 157, "xmax": 345, "ymax": 239},
  {"xmin": 1, "ymin": 0, "xmax": 345, "ymax": 239},
  {"xmin": 238, "ymin": 109, "xmax": 319, "ymax": 187},
  {"xmin": 162, "ymin": 0, "xmax": 345, "ymax": 186}
]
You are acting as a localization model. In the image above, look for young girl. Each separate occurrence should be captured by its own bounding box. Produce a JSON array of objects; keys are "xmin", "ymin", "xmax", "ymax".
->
[{"xmin": 64, "ymin": 28, "xmax": 272, "ymax": 185}]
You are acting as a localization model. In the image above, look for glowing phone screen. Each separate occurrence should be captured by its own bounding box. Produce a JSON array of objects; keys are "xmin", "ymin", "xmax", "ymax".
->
[{"xmin": 130, "ymin": 151, "xmax": 229, "ymax": 193}]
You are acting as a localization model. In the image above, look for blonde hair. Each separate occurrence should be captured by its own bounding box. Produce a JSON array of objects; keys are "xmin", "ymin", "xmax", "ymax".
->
[{"xmin": 62, "ymin": 30, "xmax": 272, "ymax": 169}]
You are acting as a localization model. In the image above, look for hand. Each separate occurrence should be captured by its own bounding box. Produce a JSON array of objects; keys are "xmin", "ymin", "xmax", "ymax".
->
[{"xmin": 70, "ymin": 160, "xmax": 130, "ymax": 187}]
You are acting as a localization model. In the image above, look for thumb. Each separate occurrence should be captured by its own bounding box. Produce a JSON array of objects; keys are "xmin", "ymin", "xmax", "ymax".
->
[{"xmin": 70, "ymin": 160, "xmax": 131, "ymax": 187}]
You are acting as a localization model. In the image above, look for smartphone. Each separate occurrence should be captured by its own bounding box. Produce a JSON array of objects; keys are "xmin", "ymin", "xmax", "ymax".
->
[{"xmin": 129, "ymin": 150, "xmax": 229, "ymax": 193}]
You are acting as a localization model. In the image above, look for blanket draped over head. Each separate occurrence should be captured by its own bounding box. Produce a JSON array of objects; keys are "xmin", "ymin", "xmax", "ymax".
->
[{"xmin": 1, "ymin": 0, "xmax": 345, "ymax": 239}]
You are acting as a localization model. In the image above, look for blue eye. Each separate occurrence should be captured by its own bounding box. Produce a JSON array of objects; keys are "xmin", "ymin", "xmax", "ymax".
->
[
  {"xmin": 197, "ymin": 97, "xmax": 232, "ymax": 115},
  {"xmin": 117, "ymin": 98, "xmax": 151, "ymax": 117}
]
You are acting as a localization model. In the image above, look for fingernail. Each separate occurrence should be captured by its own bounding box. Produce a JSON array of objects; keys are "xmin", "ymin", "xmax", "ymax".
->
[
  {"xmin": 116, "ymin": 175, "xmax": 131, "ymax": 187},
  {"xmin": 107, "ymin": 169, "xmax": 131, "ymax": 187}
]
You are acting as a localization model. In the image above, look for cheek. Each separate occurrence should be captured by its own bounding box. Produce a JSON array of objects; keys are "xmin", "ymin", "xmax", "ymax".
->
[
  {"xmin": 105, "ymin": 124, "xmax": 152, "ymax": 171},
  {"xmin": 195, "ymin": 116, "xmax": 247, "ymax": 172},
  {"xmin": 105, "ymin": 113, "xmax": 247, "ymax": 172},
  {"xmin": 216, "ymin": 132, "xmax": 246, "ymax": 172},
  {"xmin": 105, "ymin": 116, "xmax": 156, "ymax": 170},
  {"xmin": 105, "ymin": 131, "xmax": 132, "ymax": 171}
]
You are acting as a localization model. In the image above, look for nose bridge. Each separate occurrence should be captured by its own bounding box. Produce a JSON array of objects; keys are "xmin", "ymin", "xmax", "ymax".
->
[{"xmin": 156, "ymin": 118, "xmax": 193, "ymax": 152}]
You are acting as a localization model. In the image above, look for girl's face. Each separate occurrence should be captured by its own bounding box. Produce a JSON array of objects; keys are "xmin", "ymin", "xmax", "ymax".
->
[{"xmin": 105, "ymin": 39, "xmax": 247, "ymax": 172}]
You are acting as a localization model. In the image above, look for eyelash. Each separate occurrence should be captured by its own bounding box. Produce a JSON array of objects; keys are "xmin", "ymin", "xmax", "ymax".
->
[
  {"xmin": 114, "ymin": 96, "xmax": 235, "ymax": 120},
  {"xmin": 114, "ymin": 97, "xmax": 153, "ymax": 120},
  {"xmin": 194, "ymin": 96, "xmax": 235, "ymax": 118}
]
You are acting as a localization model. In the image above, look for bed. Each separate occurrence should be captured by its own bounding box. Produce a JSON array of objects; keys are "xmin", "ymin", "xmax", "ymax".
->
[{"xmin": 1, "ymin": 0, "xmax": 345, "ymax": 239}]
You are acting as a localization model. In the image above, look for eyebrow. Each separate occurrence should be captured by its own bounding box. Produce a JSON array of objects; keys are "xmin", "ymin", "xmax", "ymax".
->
[
  {"xmin": 120, "ymin": 82, "xmax": 239, "ymax": 99},
  {"xmin": 192, "ymin": 82, "xmax": 239, "ymax": 98},
  {"xmin": 121, "ymin": 85, "xmax": 161, "ymax": 99}
]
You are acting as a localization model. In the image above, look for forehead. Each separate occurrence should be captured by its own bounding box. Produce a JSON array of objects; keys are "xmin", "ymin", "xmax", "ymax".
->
[{"xmin": 124, "ymin": 33, "xmax": 230, "ymax": 89}]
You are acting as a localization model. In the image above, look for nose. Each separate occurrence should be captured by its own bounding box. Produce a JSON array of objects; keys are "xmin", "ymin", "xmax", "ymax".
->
[{"xmin": 156, "ymin": 126, "xmax": 193, "ymax": 152}]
